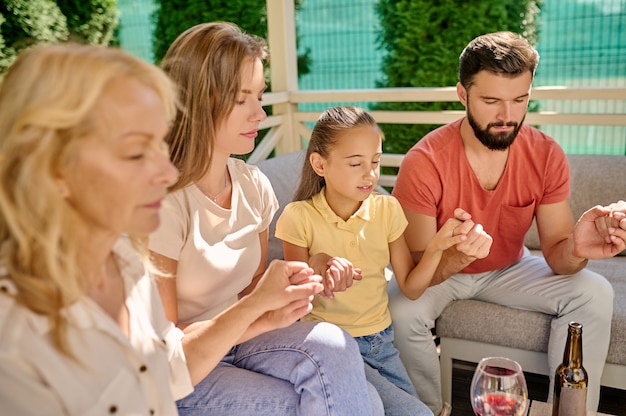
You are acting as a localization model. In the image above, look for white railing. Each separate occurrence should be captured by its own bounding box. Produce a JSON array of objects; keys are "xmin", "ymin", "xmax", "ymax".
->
[{"xmin": 251, "ymin": 86, "xmax": 626, "ymax": 187}]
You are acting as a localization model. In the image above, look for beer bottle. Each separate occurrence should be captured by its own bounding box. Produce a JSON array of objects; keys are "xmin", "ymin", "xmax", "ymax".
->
[{"xmin": 552, "ymin": 322, "xmax": 588, "ymax": 416}]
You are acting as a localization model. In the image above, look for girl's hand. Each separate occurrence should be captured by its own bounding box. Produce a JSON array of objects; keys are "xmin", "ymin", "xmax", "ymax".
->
[
  {"xmin": 323, "ymin": 257, "xmax": 362, "ymax": 299},
  {"xmin": 307, "ymin": 253, "xmax": 362, "ymax": 299},
  {"xmin": 429, "ymin": 217, "xmax": 469, "ymax": 253},
  {"xmin": 307, "ymin": 252, "xmax": 333, "ymax": 276}
]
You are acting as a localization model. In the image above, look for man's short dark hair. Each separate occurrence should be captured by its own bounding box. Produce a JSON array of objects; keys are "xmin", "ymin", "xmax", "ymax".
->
[{"xmin": 459, "ymin": 31, "xmax": 539, "ymax": 89}]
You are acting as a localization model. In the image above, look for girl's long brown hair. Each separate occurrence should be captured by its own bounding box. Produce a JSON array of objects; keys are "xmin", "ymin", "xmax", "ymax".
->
[{"xmin": 293, "ymin": 106, "xmax": 382, "ymax": 201}]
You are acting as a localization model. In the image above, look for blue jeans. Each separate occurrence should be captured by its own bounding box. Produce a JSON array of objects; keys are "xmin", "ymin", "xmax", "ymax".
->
[
  {"xmin": 356, "ymin": 325, "xmax": 433, "ymax": 416},
  {"xmin": 177, "ymin": 321, "xmax": 384, "ymax": 415}
]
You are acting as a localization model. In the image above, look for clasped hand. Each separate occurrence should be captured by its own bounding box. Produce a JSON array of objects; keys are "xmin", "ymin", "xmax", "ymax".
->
[
  {"xmin": 249, "ymin": 259, "xmax": 324, "ymax": 329},
  {"xmin": 307, "ymin": 253, "xmax": 362, "ymax": 299},
  {"xmin": 575, "ymin": 200, "xmax": 626, "ymax": 258},
  {"xmin": 449, "ymin": 208, "xmax": 493, "ymax": 261}
]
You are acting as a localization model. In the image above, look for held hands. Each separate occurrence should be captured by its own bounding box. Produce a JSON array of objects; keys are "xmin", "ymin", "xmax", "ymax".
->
[
  {"xmin": 594, "ymin": 200, "xmax": 626, "ymax": 244},
  {"xmin": 574, "ymin": 201, "xmax": 626, "ymax": 259},
  {"xmin": 449, "ymin": 208, "xmax": 493, "ymax": 261},
  {"xmin": 308, "ymin": 252, "xmax": 362, "ymax": 299},
  {"xmin": 426, "ymin": 217, "xmax": 468, "ymax": 253},
  {"xmin": 249, "ymin": 259, "xmax": 323, "ymax": 329}
]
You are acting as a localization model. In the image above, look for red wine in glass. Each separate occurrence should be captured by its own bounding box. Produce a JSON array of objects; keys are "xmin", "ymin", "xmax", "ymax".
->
[
  {"xmin": 471, "ymin": 357, "xmax": 528, "ymax": 416},
  {"xmin": 474, "ymin": 392, "xmax": 526, "ymax": 415}
]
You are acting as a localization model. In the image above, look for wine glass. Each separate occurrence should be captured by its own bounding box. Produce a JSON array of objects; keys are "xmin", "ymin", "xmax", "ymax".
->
[{"xmin": 470, "ymin": 356, "xmax": 528, "ymax": 416}]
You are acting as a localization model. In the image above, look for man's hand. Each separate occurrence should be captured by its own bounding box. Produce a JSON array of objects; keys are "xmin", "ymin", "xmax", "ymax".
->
[
  {"xmin": 425, "ymin": 208, "xmax": 493, "ymax": 285},
  {"xmin": 451, "ymin": 208, "xmax": 493, "ymax": 260},
  {"xmin": 574, "ymin": 203, "xmax": 626, "ymax": 259}
]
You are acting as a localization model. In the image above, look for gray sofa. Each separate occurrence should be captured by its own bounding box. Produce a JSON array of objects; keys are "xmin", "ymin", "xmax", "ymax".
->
[{"xmin": 256, "ymin": 152, "xmax": 626, "ymax": 401}]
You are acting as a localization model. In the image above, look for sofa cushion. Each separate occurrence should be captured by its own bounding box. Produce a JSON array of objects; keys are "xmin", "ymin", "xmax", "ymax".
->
[{"xmin": 436, "ymin": 299, "xmax": 552, "ymax": 352}]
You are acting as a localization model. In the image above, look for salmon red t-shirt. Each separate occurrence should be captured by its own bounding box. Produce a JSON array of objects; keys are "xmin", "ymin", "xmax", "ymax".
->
[{"xmin": 392, "ymin": 118, "xmax": 570, "ymax": 274}]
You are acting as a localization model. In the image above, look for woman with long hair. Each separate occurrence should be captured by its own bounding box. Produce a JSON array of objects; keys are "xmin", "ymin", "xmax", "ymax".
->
[{"xmin": 149, "ymin": 22, "xmax": 383, "ymax": 415}]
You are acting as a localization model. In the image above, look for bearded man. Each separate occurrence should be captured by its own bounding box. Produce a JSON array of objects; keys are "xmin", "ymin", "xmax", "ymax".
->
[{"xmin": 389, "ymin": 31, "xmax": 623, "ymax": 416}]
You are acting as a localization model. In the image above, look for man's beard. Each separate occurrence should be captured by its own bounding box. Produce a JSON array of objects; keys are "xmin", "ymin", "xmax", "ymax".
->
[{"xmin": 467, "ymin": 107, "xmax": 525, "ymax": 151}]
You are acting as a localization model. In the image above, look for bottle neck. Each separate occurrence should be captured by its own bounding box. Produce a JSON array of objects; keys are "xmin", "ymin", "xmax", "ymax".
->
[{"xmin": 563, "ymin": 330, "xmax": 583, "ymax": 367}]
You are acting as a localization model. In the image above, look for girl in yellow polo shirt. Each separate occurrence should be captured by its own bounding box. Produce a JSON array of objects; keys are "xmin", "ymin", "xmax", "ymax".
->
[{"xmin": 276, "ymin": 106, "xmax": 465, "ymax": 416}]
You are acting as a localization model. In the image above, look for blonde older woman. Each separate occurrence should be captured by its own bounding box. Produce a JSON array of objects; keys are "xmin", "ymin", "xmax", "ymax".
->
[{"xmin": 0, "ymin": 43, "xmax": 325, "ymax": 415}]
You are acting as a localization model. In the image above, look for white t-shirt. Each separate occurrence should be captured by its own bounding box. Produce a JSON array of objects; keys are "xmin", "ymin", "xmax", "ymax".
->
[
  {"xmin": 149, "ymin": 158, "xmax": 278, "ymax": 323},
  {"xmin": 0, "ymin": 236, "xmax": 193, "ymax": 416}
]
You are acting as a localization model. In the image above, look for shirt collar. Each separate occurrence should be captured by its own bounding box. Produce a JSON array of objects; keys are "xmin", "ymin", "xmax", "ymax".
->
[
  {"xmin": 311, "ymin": 188, "xmax": 375, "ymax": 224},
  {"xmin": 0, "ymin": 236, "xmax": 148, "ymax": 337}
]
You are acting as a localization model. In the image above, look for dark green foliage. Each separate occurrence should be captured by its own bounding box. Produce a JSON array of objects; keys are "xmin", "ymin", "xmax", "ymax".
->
[
  {"xmin": 375, "ymin": 0, "xmax": 542, "ymax": 155},
  {"xmin": 56, "ymin": 0, "xmax": 118, "ymax": 44},
  {"xmin": 0, "ymin": 0, "xmax": 68, "ymax": 73},
  {"xmin": 152, "ymin": 0, "xmax": 310, "ymax": 75},
  {"xmin": 152, "ymin": 0, "xmax": 268, "ymax": 63},
  {"xmin": 0, "ymin": 0, "xmax": 119, "ymax": 74}
]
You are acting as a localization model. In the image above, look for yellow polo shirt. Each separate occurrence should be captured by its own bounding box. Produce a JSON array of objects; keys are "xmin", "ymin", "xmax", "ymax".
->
[{"xmin": 276, "ymin": 190, "xmax": 407, "ymax": 337}]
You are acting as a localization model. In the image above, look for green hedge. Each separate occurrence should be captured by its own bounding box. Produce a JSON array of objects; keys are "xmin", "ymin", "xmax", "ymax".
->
[
  {"xmin": 0, "ymin": 0, "xmax": 118, "ymax": 74},
  {"xmin": 375, "ymin": 0, "xmax": 542, "ymax": 155},
  {"xmin": 153, "ymin": 0, "xmax": 309, "ymax": 74},
  {"xmin": 153, "ymin": 0, "xmax": 269, "ymax": 64}
]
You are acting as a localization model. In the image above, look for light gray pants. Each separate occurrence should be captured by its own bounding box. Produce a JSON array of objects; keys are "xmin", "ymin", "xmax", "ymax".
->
[{"xmin": 387, "ymin": 253, "xmax": 613, "ymax": 414}]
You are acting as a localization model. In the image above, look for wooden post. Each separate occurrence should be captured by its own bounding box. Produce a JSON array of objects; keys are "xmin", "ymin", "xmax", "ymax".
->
[{"xmin": 266, "ymin": 0, "xmax": 301, "ymax": 155}]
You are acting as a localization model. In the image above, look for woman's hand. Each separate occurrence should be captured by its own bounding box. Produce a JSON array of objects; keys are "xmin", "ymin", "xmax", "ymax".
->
[{"xmin": 247, "ymin": 260, "xmax": 323, "ymax": 329}]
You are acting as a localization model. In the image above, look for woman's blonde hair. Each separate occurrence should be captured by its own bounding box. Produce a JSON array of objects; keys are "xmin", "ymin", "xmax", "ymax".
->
[
  {"xmin": 293, "ymin": 106, "xmax": 383, "ymax": 201},
  {"xmin": 160, "ymin": 22, "xmax": 268, "ymax": 191},
  {"xmin": 0, "ymin": 43, "xmax": 178, "ymax": 355}
]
